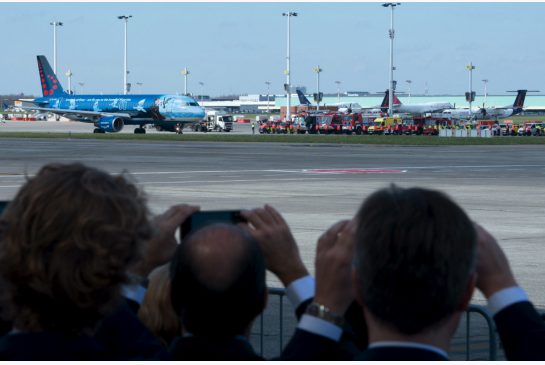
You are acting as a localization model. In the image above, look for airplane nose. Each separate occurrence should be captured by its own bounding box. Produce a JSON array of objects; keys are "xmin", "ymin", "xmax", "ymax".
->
[{"xmin": 194, "ymin": 107, "xmax": 205, "ymax": 118}]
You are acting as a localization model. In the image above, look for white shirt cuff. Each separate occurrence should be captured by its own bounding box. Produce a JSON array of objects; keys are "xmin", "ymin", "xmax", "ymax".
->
[
  {"xmin": 487, "ymin": 286, "xmax": 529, "ymax": 316},
  {"xmin": 285, "ymin": 275, "xmax": 315, "ymax": 309},
  {"xmin": 298, "ymin": 314, "xmax": 343, "ymax": 342},
  {"xmin": 122, "ymin": 283, "xmax": 147, "ymax": 305}
]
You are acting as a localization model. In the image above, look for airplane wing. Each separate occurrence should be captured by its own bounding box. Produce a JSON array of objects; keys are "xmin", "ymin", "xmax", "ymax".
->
[{"xmin": 20, "ymin": 105, "xmax": 131, "ymax": 120}]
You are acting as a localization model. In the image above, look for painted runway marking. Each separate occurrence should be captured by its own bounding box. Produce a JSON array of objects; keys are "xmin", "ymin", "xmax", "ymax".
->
[{"xmin": 304, "ymin": 169, "xmax": 406, "ymax": 174}]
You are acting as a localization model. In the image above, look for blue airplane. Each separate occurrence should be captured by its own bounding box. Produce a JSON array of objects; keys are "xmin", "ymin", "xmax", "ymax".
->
[{"xmin": 21, "ymin": 55, "xmax": 205, "ymax": 134}]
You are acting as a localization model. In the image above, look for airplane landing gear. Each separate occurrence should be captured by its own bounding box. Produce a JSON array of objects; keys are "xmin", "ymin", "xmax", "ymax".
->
[
  {"xmin": 134, "ymin": 127, "xmax": 146, "ymax": 134},
  {"xmin": 175, "ymin": 123, "xmax": 183, "ymax": 134},
  {"xmin": 93, "ymin": 128, "xmax": 106, "ymax": 134}
]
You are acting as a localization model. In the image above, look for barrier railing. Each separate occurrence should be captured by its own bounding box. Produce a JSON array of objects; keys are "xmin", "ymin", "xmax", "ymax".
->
[{"xmin": 252, "ymin": 288, "xmax": 499, "ymax": 360}]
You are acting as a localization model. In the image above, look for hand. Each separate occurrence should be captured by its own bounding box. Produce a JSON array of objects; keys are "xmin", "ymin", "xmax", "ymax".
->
[
  {"xmin": 241, "ymin": 204, "xmax": 308, "ymax": 286},
  {"xmin": 314, "ymin": 220, "xmax": 356, "ymax": 316},
  {"xmin": 475, "ymin": 223, "xmax": 518, "ymax": 299},
  {"xmin": 132, "ymin": 204, "xmax": 200, "ymax": 278}
]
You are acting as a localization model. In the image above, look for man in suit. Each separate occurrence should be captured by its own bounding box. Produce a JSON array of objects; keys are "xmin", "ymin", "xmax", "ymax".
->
[
  {"xmin": 288, "ymin": 186, "xmax": 477, "ymax": 360},
  {"xmin": 168, "ymin": 223, "xmax": 267, "ymax": 360}
]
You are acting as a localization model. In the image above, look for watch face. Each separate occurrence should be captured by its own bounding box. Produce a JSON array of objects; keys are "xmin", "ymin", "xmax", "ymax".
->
[{"xmin": 306, "ymin": 302, "xmax": 346, "ymax": 327}]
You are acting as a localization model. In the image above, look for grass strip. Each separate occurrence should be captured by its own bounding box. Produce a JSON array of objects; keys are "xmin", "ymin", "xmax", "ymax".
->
[{"xmin": 1, "ymin": 131, "xmax": 545, "ymax": 145}]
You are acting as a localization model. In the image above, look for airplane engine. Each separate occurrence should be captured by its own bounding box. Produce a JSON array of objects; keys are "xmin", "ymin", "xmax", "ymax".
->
[{"xmin": 98, "ymin": 116, "xmax": 124, "ymax": 132}]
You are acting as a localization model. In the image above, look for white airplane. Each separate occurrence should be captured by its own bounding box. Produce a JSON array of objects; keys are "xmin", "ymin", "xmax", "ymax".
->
[
  {"xmin": 296, "ymin": 90, "xmax": 386, "ymax": 115},
  {"xmin": 381, "ymin": 90, "xmax": 453, "ymax": 114},
  {"xmin": 440, "ymin": 90, "xmax": 528, "ymax": 120}
]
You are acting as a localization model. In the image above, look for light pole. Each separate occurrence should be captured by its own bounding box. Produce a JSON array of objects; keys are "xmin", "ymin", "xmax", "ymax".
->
[
  {"xmin": 265, "ymin": 81, "xmax": 271, "ymax": 113},
  {"xmin": 482, "ymin": 79, "xmax": 488, "ymax": 106},
  {"xmin": 199, "ymin": 82, "xmax": 204, "ymax": 102},
  {"xmin": 181, "ymin": 68, "xmax": 190, "ymax": 95},
  {"xmin": 335, "ymin": 81, "xmax": 341, "ymax": 103},
  {"xmin": 282, "ymin": 11, "xmax": 297, "ymax": 122},
  {"xmin": 405, "ymin": 79, "xmax": 412, "ymax": 101},
  {"xmin": 65, "ymin": 69, "xmax": 72, "ymax": 95},
  {"xmin": 77, "ymin": 82, "xmax": 84, "ymax": 94},
  {"xmin": 313, "ymin": 65, "xmax": 322, "ymax": 111},
  {"xmin": 382, "ymin": 3, "xmax": 400, "ymax": 117},
  {"xmin": 118, "ymin": 15, "xmax": 132, "ymax": 95},
  {"xmin": 50, "ymin": 21, "xmax": 63, "ymax": 75},
  {"xmin": 466, "ymin": 62, "xmax": 476, "ymax": 118},
  {"xmin": 136, "ymin": 82, "xmax": 143, "ymax": 93}
]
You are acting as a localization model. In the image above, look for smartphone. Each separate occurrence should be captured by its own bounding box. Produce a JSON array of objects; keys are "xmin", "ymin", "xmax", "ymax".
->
[
  {"xmin": 180, "ymin": 210, "xmax": 246, "ymax": 240},
  {"xmin": 0, "ymin": 201, "xmax": 9, "ymax": 215}
]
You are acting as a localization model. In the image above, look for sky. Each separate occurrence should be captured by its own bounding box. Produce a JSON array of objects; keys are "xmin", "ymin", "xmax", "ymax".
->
[{"xmin": 2, "ymin": 2, "xmax": 545, "ymax": 97}]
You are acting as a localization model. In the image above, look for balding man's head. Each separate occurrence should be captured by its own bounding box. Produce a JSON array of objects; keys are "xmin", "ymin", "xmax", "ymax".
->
[{"xmin": 170, "ymin": 223, "xmax": 266, "ymax": 337}]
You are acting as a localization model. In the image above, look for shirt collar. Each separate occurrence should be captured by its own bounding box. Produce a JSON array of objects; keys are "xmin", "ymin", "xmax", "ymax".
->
[{"xmin": 369, "ymin": 340, "xmax": 449, "ymax": 359}]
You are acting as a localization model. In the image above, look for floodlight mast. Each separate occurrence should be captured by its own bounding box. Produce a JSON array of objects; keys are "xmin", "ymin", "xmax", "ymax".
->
[
  {"xmin": 335, "ymin": 81, "xmax": 341, "ymax": 103},
  {"xmin": 282, "ymin": 12, "xmax": 297, "ymax": 122},
  {"xmin": 313, "ymin": 66, "xmax": 322, "ymax": 111},
  {"xmin": 382, "ymin": 3, "xmax": 400, "ymax": 117},
  {"xmin": 265, "ymin": 81, "xmax": 271, "ymax": 113},
  {"xmin": 65, "ymin": 69, "xmax": 72, "ymax": 94},
  {"xmin": 482, "ymin": 79, "xmax": 488, "ymax": 106},
  {"xmin": 50, "ymin": 21, "xmax": 63, "ymax": 75},
  {"xmin": 181, "ymin": 68, "xmax": 190, "ymax": 95},
  {"xmin": 118, "ymin": 15, "xmax": 132, "ymax": 95},
  {"xmin": 405, "ymin": 80, "xmax": 412, "ymax": 101},
  {"xmin": 466, "ymin": 62, "xmax": 476, "ymax": 118}
]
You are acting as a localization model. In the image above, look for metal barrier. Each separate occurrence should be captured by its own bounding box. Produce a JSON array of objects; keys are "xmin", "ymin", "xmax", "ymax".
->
[{"xmin": 252, "ymin": 288, "xmax": 499, "ymax": 360}]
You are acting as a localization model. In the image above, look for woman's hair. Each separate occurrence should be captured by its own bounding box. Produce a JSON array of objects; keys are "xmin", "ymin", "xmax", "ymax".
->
[
  {"xmin": 138, "ymin": 263, "xmax": 181, "ymax": 347},
  {"xmin": 0, "ymin": 163, "xmax": 152, "ymax": 334}
]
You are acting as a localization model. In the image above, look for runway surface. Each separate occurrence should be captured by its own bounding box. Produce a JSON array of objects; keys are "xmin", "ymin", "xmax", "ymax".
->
[{"xmin": 1, "ymin": 131, "xmax": 545, "ymax": 309}]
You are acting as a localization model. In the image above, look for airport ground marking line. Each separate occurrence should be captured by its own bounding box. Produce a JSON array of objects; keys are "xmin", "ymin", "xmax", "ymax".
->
[{"xmin": 138, "ymin": 177, "xmax": 341, "ymax": 185}]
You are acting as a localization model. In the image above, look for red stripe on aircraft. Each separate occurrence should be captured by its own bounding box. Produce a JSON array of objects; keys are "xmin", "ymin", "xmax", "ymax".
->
[{"xmin": 305, "ymin": 169, "xmax": 404, "ymax": 174}]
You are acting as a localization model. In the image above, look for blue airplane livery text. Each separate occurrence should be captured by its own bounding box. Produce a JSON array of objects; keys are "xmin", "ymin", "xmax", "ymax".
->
[{"xmin": 21, "ymin": 56, "xmax": 205, "ymax": 134}]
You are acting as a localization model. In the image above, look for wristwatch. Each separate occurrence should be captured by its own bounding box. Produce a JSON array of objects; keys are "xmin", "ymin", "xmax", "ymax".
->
[{"xmin": 305, "ymin": 301, "xmax": 346, "ymax": 327}]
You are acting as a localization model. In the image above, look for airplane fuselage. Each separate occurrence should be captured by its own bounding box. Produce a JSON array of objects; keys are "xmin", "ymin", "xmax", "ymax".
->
[
  {"xmin": 33, "ymin": 93, "xmax": 204, "ymax": 125},
  {"xmin": 393, "ymin": 102, "xmax": 453, "ymax": 114}
]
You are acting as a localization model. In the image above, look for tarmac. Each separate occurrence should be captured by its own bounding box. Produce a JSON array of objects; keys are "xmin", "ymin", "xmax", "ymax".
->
[{"xmin": 1, "ymin": 121, "xmax": 544, "ymax": 359}]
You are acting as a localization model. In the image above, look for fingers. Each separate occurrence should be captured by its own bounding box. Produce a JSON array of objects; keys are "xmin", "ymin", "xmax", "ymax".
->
[
  {"xmin": 317, "ymin": 220, "xmax": 351, "ymax": 251},
  {"xmin": 241, "ymin": 205, "xmax": 286, "ymax": 230},
  {"xmin": 264, "ymin": 204, "xmax": 286, "ymax": 226}
]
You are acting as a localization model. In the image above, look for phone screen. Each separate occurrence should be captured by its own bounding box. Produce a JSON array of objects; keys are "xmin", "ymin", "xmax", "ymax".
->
[{"xmin": 180, "ymin": 210, "xmax": 246, "ymax": 240}]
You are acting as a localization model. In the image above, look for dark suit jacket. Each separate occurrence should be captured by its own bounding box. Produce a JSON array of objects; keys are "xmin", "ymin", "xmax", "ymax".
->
[
  {"xmin": 168, "ymin": 335, "xmax": 263, "ymax": 360},
  {"xmin": 94, "ymin": 299, "xmax": 168, "ymax": 360},
  {"xmin": 355, "ymin": 346, "xmax": 448, "ymax": 360},
  {"xmin": 0, "ymin": 332, "xmax": 107, "ymax": 360},
  {"xmin": 494, "ymin": 301, "xmax": 545, "ymax": 360}
]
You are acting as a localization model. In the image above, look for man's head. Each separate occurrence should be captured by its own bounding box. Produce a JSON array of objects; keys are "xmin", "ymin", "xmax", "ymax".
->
[
  {"xmin": 0, "ymin": 163, "xmax": 152, "ymax": 334},
  {"xmin": 170, "ymin": 223, "xmax": 266, "ymax": 337},
  {"xmin": 353, "ymin": 185, "xmax": 477, "ymax": 335}
]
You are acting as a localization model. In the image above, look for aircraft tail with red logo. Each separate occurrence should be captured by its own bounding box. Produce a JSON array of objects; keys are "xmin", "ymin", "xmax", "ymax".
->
[
  {"xmin": 380, "ymin": 90, "xmax": 402, "ymax": 112},
  {"xmin": 37, "ymin": 55, "xmax": 67, "ymax": 97}
]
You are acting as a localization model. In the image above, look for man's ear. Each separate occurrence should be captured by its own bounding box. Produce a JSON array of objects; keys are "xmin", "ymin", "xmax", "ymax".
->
[{"xmin": 457, "ymin": 272, "xmax": 477, "ymax": 311}]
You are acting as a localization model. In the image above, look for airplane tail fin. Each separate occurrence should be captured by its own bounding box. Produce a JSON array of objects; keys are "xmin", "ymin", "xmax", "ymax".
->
[
  {"xmin": 37, "ymin": 55, "xmax": 67, "ymax": 97},
  {"xmin": 380, "ymin": 90, "xmax": 389, "ymax": 112},
  {"xmin": 512, "ymin": 90, "xmax": 527, "ymax": 110},
  {"xmin": 393, "ymin": 93, "xmax": 402, "ymax": 105},
  {"xmin": 296, "ymin": 89, "xmax": 312, "ymax": 105}
]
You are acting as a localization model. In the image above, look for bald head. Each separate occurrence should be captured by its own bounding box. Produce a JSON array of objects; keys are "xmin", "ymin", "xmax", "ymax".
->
[
  {"xmin": 184, "ymin": 224, "xmax": 252, "ymax": 292},
  {"xmin": 170, "ymin": 223, "xmax": 266, "ymax": 337}
]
